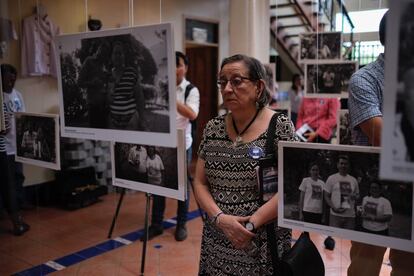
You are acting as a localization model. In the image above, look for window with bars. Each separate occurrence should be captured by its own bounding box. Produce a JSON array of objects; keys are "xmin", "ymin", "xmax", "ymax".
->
[{"xmin": 351, "ymin": 41, "xmax": 384, "ymax": 66}]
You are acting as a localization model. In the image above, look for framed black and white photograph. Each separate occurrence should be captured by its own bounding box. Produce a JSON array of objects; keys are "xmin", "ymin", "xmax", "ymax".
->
[
  {"xmin": 278, "ymin": 141, "xmax": 414, "ymax": 252},
  {"xmin": 380, "ymin": 0, "xmax": 414, "ymax": 182},
  {"xmin": 55, "ymin": 23, "xmax": 177, "ymax": 147},
  {"xmin": 15, "ymin": 112, "xmax": 60, "ymax": 170},
  {"xmin": 111, "ymin": 129, "xmax": 186, "ymax": 201},
  {"xmin": 304, "ymin": 61, "xmax": 358, "ymax": 98},
  {"xmin": 299, "ymin": 31, "xmax": 342, "ymax": 62},
  {"xmin": 336, "ymin": 109, "xmax": 353, "ymax": 145}
]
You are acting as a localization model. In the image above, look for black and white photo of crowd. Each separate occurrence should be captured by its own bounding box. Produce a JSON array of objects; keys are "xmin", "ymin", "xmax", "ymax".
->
[
  {"xmin": 114, "ymin": 142, "xmax": 178, "ymax": 190},
  {"xmin": 281, "ymin": 143, "xmax": 412, "ymax": 242},
  {"xmin": 394, "ymin": 2, "xmax": 414, "ymax": 163},
  {"xmin": 300, "ymin": 32, "xmax": 342, "ymax": 61},
  {"xmin": 15, "ymin": 113, "xmax": 59, "ymax": 169},
  {"xmin": 305, "ymin": 62, "xmax": 357, "ymax": 97},
  {"xmin": 337, "ymin": 109, "xmax": 352, "ymax": 145},
  {"xmin": 58, "ymin": 27, "xmax": 170, "ymax": 133}
]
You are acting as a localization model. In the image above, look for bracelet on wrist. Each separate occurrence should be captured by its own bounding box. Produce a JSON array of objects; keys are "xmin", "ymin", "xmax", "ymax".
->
[
  {"xmin": 216, "ymin": 212, "xmax": 225, "ymax": 225},
  {"xmin": 211, "ymin": 211, "xmax": 224, "ymax": 225}
]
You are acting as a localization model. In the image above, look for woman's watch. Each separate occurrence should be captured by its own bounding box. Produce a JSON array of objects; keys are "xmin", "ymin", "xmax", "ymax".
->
[
  {"xmin": 211, "ymin": 211, "xmax": 224, "ymax": 225},
  {"xmin": 245, "ymin": 221, "xmax": 256, "ymax": 233}
]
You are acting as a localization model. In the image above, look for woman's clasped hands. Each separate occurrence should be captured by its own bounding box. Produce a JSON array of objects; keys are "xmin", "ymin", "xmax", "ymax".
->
[{"xmin": 215, "ymin": 213, "xmax": 255, "ymax": 249}]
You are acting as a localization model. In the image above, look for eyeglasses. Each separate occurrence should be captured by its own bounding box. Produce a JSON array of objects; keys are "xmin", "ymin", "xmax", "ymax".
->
[{"xmin": 217, "ymin": 76, "xmax": 255, "ymax": 91}]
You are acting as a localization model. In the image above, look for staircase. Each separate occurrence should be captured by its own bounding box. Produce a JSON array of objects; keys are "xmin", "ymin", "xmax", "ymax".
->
[{"xmin": 270, "ymin": 0, "xmax": 334, "ymax": 74}]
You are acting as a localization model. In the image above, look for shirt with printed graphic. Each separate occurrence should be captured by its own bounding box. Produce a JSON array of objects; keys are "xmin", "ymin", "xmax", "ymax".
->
[
  {"xmin": 146, "ymin": 154, "xmax": 164, "ymax": 185},
  {"xmin": 362, "ymin": 196, "xmax": 392, "ymax": 232},
  {"xmin": 299, "ymin": 177, "xmax": 325, "ymax": 214},
  {"xmin": 3, "ymin": 88, "xmax": 25, "ymax": 154},
  {"xmin": 325, "ymin": 172, "xmax": 359, "ymax": 217}
]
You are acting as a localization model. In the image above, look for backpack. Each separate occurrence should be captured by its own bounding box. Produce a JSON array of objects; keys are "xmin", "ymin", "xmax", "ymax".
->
[{"xmin": 184, "ymin": 83, "xmax": 197, "ymax": 144}]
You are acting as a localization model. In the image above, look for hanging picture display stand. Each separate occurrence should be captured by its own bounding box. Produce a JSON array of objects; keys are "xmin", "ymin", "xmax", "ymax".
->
[
  {"xmin": 140, "ymin": 192, "xmax": 152, "ymax": 276},
  {"xmin": 108, "ymin": 190, "xmax": 153, "ymax": 275},
  {"xmin": 107, "ymin": 187, "xmax": 126, "ymax": 239},
  {"xmin": 108, "ymin": 129, "xmax": 186, "ymax": 236},
  {"xmin": 107, "ymin": 129, "xmax": 186, "ymax": 275}
]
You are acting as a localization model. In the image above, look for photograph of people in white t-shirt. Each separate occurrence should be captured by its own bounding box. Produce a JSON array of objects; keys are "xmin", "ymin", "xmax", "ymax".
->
[
  {"xmin": 324, "ymin": 155, "xmax": 359, "ymax": 230},
  {"xmin": 360, "ymin": 181, "xmax": 393, "ymax": 236},
  {"xmin": 299, "ymin": 163, "xmax": 325, "ymax": 224},
  {"xmin": 146, "ymin": 146, "xmax": 165, "ymax": 186},
  {"xmin": 279, "ymin": 142, "xmax": 413, "ymax": 251},
  {"xmin": 14, "ymin": 112, "xmax": 60, "ymax": 170},
  {"xmin": 299, "ymin": 31, "xmax": 341, "ymax": 62},
  {"xmin": 128, "ymin": 145, "xmax": 148, "ymax": 182}
]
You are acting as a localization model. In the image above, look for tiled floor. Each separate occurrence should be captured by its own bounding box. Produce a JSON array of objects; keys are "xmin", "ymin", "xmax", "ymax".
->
[{"xmin": 0, "ymin": 191, "xmax": 392, "ymax": 275}]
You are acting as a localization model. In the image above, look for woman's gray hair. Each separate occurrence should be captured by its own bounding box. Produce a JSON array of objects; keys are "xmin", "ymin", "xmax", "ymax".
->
[{"xmin": 220, "ymin": 54, "xmax": 270, "ymax": 108}]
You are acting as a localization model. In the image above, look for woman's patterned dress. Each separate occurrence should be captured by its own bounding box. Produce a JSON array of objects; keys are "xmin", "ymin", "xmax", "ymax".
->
[{"xmin": 198, "ymin": 113, "xmax": 297, "ymax": 276}]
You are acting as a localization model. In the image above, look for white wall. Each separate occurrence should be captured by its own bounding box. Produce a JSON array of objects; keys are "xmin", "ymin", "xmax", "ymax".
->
[
  {"xmin": 159, "ymin": 0, "xmax": 230, "ymax": 62},
  {"xmin": 1, "ymin": 0, "xmax": 230, "ymax": 185},
  {"xmin": 229, "ymin": 0, "xmax": 270, "ymax": 63}
]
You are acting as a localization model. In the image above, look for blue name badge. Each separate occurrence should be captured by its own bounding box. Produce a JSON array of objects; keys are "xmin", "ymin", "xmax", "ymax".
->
[{"xmin": 249, "ymin": 146, "xmax": 264, "ymax": 159}]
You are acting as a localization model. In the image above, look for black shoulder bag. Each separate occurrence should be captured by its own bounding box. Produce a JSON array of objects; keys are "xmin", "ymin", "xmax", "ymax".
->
[{"xmin": 259, "ymin": 113, "xmax": 325, "ymax": 276}]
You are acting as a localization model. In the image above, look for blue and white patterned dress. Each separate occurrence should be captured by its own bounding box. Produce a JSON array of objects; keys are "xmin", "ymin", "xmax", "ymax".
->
[{"xmin": 198, "ymin": 113, "xmax": 296, "ymax": 275}]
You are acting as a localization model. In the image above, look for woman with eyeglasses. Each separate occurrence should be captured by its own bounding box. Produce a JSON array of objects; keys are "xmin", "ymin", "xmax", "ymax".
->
[{"xmin": 193, "ymin": 54, "xmax": 297, "ymax": 275}]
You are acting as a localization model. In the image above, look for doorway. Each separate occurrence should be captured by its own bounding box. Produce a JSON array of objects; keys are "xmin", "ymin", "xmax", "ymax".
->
[{"xmin": 185, "ymin": 45, "xmax": 219, "ymax": 159}]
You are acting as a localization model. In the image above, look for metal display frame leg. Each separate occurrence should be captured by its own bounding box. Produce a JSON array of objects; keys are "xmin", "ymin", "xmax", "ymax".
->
[
  {"xmin": 140, "ymin": 193, "xmax": 152, "ymax": 276},
  {"xmin": 107, "ymin": 188, "xmax": 126, "ymax": 238}
]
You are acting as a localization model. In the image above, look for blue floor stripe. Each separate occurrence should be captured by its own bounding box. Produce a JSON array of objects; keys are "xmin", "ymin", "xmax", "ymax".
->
[
  {"xmin": 95, "ymin": 240, "xmax": 125, "ymax": 251},
  {"xmin": 121, "ymin": 229, "xmax": 143, "ymax": 242},
  {"xmin": 14, "ymin": 209, "xmax": 203, "ymax": 276},
  {"xmin": 14, "ymin": 264, "xmax": 56, "ymax": 276},
  {"xmin": 75, "ymin": 246, "xmax": 107, "ymax": 260},
  {"xmin": 12, "ymin": 208, "xmax": 393, "ymax": 275},
  {"xmin": 54, "ymin": 254, "xmax": 85, "ymax": 267}
]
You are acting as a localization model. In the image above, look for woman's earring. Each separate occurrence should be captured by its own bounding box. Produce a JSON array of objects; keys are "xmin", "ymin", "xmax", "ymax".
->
[{"xmin": 255, "ymin": 91, "xmax": 261, "ymax": 108}]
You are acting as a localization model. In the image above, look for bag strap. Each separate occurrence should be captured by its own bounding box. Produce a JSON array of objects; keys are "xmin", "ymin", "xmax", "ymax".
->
[
  {"xmin": 263, "ymin": 112, "xmax": 282, "ymax": 275},
  {"xmin": 184, "ymin": 83, "xmax": 195, "ymax": 103},
  {"xmin": 266, "ymin": 223, "xmax": 280, "ymax": 275},
  {"xmin": 264, "ymin": 112, "xmax": 279, "ymax": 158}
]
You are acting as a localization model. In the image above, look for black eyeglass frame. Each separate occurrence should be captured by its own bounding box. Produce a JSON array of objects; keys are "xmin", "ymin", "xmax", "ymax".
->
[{"xmin": 216, "ymin": 76, "xmax": 257, "ymax": 91}]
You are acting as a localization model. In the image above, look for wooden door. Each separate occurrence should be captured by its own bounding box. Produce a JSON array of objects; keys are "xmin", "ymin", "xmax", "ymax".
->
[{"xmin": 185, "ymin": 46, "xmax": 219, "ymax": 157}]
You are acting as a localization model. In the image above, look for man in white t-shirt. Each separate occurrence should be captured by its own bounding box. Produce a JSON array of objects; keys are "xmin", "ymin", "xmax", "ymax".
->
[
  {"xmin": 322, "ymin": 67, "xmax": 335, "ymax": 89},
  {"xmin": 324, "ymin": 155, "xmax": 359, "ymax": 230},
  {"xmin": 127, "ymin": 145, "xmax": 148, "ymax": 183},
  {"xmin": 146, "ymin": 51, "xmax": 200, "ymax": 242},
  {"xmin": 361, "ymin": 181, "xmax": 392, "ymax": 234},
  {"xmin": 146, "ymin": 146, "xmax": 164, "ymax": 186},
  {"xmin": 318, "ymin": 42, "xmax": 331, "ymax": 59}
]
